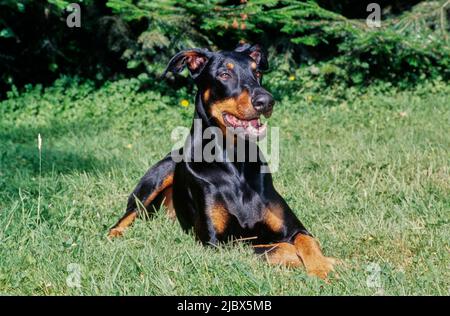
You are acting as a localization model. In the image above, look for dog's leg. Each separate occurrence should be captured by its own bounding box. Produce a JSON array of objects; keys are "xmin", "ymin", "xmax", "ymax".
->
[
  {"xmin": 108, "ymin": 154, "xmax": 175, "ymax": 238},
  {"xmin": 253, "ymin": 243, "xmax": 302, "ymax": 267},
  {"xmin": 262, "ymin": 192, "xmax": 337, "ymax": 279},
  {"xmin": 293, "ymin": 233, "xmax": 337, "ymax": 279},
  {"xmin": 253, "ymin": 239, "xmax": 336, "ymax": 276}
]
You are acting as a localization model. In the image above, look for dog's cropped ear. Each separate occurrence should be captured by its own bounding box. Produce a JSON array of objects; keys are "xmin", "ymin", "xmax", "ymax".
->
[
  {"xmin": 234, "ymin": 43, "xmax": 268, "ymax": 71},
  {"xmin": 163, "ymin": 48, "xmax": 212, "ymax": 79}
]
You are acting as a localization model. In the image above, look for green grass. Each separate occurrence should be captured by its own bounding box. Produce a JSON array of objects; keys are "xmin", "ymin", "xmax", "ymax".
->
[{"xmin": 0, "ymin": 78, "xmax": 449, "ymax": 295}]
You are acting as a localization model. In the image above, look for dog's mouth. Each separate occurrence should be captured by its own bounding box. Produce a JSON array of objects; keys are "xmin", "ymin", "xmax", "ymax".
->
[{"xmin": 222, "ymin": 112, "xmax": 267, "ymax": 138}]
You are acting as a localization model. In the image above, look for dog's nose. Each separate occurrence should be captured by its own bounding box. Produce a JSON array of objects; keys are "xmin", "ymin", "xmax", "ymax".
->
[{"xmin": 252, "ymin": 93, "xmax": 274, "ymax": 113}]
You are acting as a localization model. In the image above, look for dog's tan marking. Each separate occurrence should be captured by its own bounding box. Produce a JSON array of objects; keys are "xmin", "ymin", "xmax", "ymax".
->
[
  {"xmin": 143, "ymin": 174, "xmax": 174, "ymax": 207},
  {"xmin": 226, "ymin": 62, "xmax": 234, "ymax": 70},
  {"xmin": 251, "ymin": 62, "xmax": 257, "ymax": 70},
  {"xmin": 203, "ymin": 88, "xmax": 211, "ymax": 104},
  {"xmin": 208, "ymin": 204, "xmax": 230, "ymax": 234},
  {"xmin": 264, "ymin": 204, "xmax": 284, "ymax": 232},
  {"xmin": 254, "ymin": 243, "xmax": 302, "ymax": 267},
  {"xmin": 108, "ymin": 211, "xmax": 138, "ymax": 238},
  {"xmin": 294, "ymin": 234, "xmax": 337, "ymax": 279}
]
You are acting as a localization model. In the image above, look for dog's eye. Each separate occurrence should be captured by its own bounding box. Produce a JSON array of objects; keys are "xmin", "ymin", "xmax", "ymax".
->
[
  {"xmin": 218, "ymin": 72, "xmax": 231, "ymax": 80},
  {"xmin": 255, "ymin": 71, "xmax": 262, "ymax": 79}
]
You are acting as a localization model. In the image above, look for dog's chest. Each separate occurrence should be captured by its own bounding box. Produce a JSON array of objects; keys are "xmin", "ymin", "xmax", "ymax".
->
[{"xmin": 216, "ymin": 173, "xmax": 267, "ymax": 230}]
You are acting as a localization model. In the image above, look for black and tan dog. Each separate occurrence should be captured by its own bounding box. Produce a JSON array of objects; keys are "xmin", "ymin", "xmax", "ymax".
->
[{"xmin": 108, "ymin": 44, "xmax": 336, "ymax": 279}]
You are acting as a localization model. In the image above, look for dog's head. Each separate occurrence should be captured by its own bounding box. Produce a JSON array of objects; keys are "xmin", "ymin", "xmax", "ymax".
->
[{"xmin": 164, "ymin": 44, "xmax": 274, "ymax": 138}]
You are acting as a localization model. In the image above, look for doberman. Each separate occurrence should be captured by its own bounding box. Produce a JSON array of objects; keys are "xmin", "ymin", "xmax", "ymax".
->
[{"xmin": 108, "ymin": 43, "xmax": 337, "ymax": 279}]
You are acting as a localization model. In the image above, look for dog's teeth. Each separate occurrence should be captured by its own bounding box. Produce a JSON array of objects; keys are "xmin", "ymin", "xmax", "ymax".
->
[
  {"xmin": 223, "ymin": 114, "xmax": 267, "ymax": 137},
  {"xmin": 228, "ymin": 114, "xmax": 238, "ymax": 127}
]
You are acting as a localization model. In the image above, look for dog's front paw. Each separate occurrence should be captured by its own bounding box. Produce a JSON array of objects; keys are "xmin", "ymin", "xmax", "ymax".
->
[
  {"xmin": 294, "ymin": 234, "xmax": 339, "ymax": 280},
  {"xmin": 305, "ymin": 256, "xmax": 337, "ymax": 280},
  {"xmin": 108, "ymin": 227, "xmax": 124, "ymax": 239}
]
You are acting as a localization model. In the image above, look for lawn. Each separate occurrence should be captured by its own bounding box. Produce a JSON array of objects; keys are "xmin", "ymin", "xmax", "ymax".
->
[{"xmin": 0, "ymin": 78, "xmax": 448, "ymax": 295}]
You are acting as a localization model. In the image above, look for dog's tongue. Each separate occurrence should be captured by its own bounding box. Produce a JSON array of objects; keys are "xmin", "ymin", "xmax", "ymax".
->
[{"xmin": 226, "ymin": 114, "xmax": 239, "ymax": 126}]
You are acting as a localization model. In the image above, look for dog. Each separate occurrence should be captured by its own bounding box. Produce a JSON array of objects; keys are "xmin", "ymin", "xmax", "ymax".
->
[{"xmin": 108, "ymin": 43, "xmax": 336, "ymax": 279}]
